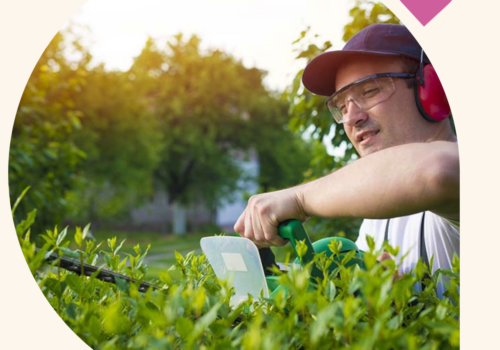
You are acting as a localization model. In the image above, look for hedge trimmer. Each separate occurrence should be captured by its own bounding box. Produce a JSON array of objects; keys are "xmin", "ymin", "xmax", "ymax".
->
[{"xmin": 40, "ymin": 220, "xmax": 365, "ymax": 304}]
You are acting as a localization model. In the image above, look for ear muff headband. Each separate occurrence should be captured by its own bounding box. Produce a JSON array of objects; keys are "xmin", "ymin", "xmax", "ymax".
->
[{"xmin": 413, "ymin": 51, "xmax": 451, "ymax": 122}]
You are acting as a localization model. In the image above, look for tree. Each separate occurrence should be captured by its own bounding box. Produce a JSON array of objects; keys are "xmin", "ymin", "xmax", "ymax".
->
[
  {"xmin": 68, "ymin": 65, "xmax": 163, "ymax": 225},
  {"xmin": 9, "ymin": 31, "xmax": 89, "ymax": 231},
  {"xmin": 130, "ymin": 35, "xmax": 314, "ymax": 233},
  {"xmin": 251, "ymin": 96, "xmax": 313, "ymax": 193},
  {"xmin": 343, "ymin": 1, "xmax": 401, "ymax": 42}
]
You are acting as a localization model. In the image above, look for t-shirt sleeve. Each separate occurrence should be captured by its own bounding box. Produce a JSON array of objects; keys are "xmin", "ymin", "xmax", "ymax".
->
[{"xmin": 355, "ymin": 219, "xmax": 371, "ymax": 252}]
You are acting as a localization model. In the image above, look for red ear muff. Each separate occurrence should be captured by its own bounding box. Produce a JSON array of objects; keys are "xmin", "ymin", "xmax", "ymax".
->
[{"xmin": 414, "ymin": 64, "xmax": 451, "ymax": 122}]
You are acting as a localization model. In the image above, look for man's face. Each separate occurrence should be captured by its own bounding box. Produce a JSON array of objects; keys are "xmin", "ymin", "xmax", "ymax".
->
[{"xmin": 335, "ymin": 56, "xmax": 432, "ymax": 157}]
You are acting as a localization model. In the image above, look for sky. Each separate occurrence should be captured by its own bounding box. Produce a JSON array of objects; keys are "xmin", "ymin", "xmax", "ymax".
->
[{"xmin": 68, "ymin": 0, "xmax": 353, "ymax": 91}]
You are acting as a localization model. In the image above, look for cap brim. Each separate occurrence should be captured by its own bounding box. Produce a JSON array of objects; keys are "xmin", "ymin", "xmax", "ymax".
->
[{"xmin": 302, "ymin": 50, "xmax": 409, "ymax": 97}]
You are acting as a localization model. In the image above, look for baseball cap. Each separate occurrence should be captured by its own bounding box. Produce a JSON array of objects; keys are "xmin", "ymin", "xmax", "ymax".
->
[{"xmin": 302, "ymin": 23, "xmax": 430, "ymax": 97}]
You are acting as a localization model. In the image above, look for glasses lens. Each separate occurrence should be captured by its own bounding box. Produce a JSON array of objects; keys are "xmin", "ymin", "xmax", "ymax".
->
[{"xmin": 327, "ymin": 77, "xmax": 396, "ymax": 123}]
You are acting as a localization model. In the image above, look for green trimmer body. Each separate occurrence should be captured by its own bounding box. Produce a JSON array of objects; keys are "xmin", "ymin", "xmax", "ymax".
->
[{"xmin": 266, "ymin": 220, "xmax": 366, "ymax": 299}]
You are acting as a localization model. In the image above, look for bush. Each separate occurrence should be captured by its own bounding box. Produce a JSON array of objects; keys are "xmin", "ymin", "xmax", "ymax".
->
[{"xmin": 16, "ymin": 201, "xmax": 459, "ymax": 350}]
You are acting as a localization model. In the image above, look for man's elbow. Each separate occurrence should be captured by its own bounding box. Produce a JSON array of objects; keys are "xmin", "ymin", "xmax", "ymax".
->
[{"xmin": 425, "ymin": 145, "xmax": 460, "ymax": 218}]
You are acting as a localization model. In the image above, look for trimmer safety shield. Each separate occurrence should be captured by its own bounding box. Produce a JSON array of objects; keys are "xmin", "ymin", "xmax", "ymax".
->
[{"xmin": 201, "ymin": 236, "xmax": 269, "ymax": 306}]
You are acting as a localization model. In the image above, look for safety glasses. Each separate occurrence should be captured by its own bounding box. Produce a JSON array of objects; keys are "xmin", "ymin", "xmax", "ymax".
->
[{"xmin": 326, "ymin": 73, "xmax": 415, "ymax": 123}]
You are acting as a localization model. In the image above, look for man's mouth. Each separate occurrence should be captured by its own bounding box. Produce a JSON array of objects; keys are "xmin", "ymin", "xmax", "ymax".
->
[{"xmin": 356, "ymin": 130, "xmax": 380, "ymax": 144}]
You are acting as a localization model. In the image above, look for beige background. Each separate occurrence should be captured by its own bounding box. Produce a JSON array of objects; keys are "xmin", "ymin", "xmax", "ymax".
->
[{"xmin": 0, "ymin": 0, "xmax": 496, "ymax": 348}]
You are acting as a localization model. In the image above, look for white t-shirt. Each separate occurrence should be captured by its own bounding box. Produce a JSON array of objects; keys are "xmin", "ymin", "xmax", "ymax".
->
[{"xmin": 355, "ymin": 212, "xmax": 460, "ymax": 295}]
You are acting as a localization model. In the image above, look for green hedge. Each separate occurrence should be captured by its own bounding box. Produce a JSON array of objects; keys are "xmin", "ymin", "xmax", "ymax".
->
[{"xmin": 16, "ymin": 202, "xmax": 459, "ymax": 349}]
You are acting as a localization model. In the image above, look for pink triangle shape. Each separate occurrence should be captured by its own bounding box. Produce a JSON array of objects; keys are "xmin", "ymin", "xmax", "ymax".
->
[{"xmin": 401, "ymin": 0, "xmax": 452, "ymax": 26}]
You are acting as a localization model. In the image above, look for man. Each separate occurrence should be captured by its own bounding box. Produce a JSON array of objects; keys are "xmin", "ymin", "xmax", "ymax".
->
[{"xmin": 234, "ymin": 24, "xmax": 459, "ymax": 289}]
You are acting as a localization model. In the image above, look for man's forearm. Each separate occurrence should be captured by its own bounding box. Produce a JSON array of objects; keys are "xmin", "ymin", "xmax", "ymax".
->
[{"xmin": 295, "ymin": 141, "xmax": 459, "ymax": 221}]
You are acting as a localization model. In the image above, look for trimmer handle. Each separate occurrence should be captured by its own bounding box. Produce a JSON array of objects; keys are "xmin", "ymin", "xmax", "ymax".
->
[
  {"xmin": 278, "ymin": 220, "xmax": 322, "ymax": 278},
  {"xmin": 268, "ymin": 220, "xmax": 365, "ymax": 298}
]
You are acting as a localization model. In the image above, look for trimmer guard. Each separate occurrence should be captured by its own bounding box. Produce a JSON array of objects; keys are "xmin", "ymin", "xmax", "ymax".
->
[{"xmin": 201, "ymin": 236, "xmax": 269, "ymax": 306}]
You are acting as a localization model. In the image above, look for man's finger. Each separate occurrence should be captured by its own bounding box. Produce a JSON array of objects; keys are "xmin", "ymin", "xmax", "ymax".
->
[
  {"xmin": 261, "ymin": 218, "xmax": 287, "ymax": 247},
  {"xmin": 251, "ymin": 206, "xmax": 270, "ymax": 247},
  {"xmin": 234, "ymin": 209, "xmax": 246, "ymax": 235},
  {"xmin": 243, "ymin": 209, "xmax": 254, "ymax": 241}
]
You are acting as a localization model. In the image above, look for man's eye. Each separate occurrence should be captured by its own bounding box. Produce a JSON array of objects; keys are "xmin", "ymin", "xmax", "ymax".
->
[
  {"xmin": 338, "ymin": 104, "xmax": 347, "ymax": 114},
  {"xmin": 362, "ymin": 88, "xmax": 380, "ymax": 97}
]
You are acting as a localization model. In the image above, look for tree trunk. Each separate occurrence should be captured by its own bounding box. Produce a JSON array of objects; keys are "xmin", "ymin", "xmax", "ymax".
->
[{"xmin": 172, "ymin": 201, "xmax": 187, "ymax": 235}]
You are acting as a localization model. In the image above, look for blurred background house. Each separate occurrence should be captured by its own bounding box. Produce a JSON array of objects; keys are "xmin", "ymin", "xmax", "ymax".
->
[{"xmin": 131, "ymin": 150, "xmax": 259, "ymax": 234}]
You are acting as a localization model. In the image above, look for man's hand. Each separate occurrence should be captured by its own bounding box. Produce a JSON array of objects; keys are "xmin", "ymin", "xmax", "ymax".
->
[
  {"xmin": 377, "ymin": 252, "xmax": 402, "ymax": 281},
  {"xmin": 234, "ymin": 188, "xmax": 308, "ymax": 248}
]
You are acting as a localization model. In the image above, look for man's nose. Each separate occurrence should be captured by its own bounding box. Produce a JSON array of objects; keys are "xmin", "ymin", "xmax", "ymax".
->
[{"xmin": 343, "ymin": 100, "xmax": 368, "ymax": 127}]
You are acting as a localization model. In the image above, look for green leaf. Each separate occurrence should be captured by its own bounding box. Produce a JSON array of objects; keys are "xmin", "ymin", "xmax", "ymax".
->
[
  {"xmin": 74, "ymin": 227, "xmax": 83, "ymax": 247},
  {"xmin": 59, "ymin": 247, "xmax": 81, "ymax": 259},
  {"xmin": 115, "ymin": 277, "xmax": 129, "ymax": 293},
  {"xmin": 133, "ymin": 244, "xmax": 141, "ymax": 256},
  {"xmin": 310, "ymin": 304, "xmax": 335, "ymax": 345},
  {"xmin": 118, "ymin": 256, "xmax": 129, "ymax": 270},
  {"xmin": 136, "ymin": 244, "xmax": 151, "ymax": 269},
  {"xmin": 65, "ymin": 274, "xmax": 84, "ymax": 295},
  {"xmin": 449, "ymin": 329, "xmax": 460, "ymax": 347},
  {"xmin": 107, "ymin": 237, "xmax": 116, "ymax": 252},
  {"xmin": 114, "ymin": 239, "xmax": 126, "ymax": 255},
  {"xmin": 175, "ymin": 317, "xmax": 194, "ymax": 338},
  {"xmin": 366, "ymin": 235, "xmax": 376, "ymax": 252},
  {"xmin": 326, "ymin": 280, "xmax": 337, "ymax": 302},
  {"xmin": 15, "ymin": 209, "xmax": 37, "ymax": 237},
  {"xmin": 436, "ymin": 304, "xmax": 448, "ymax": 320},
  {"xmin": 103, "ymin": 253, "xmax": 111, "ymax": 267},
  {"xmin": 192, "ymin": 302, "xmax": 222, "ymax": 338},
  {"xmin": 175, "ymin": 251, "xmax": 184, "ymax": 265},
  {"xmin": 82, "ymin": 223, "xmax": 91, "ymax": 240},
  {"xmin": 103, "ymin": 302, "xmax": 130, "ymax": 335},
  {"xmin": 89, "ymin": 315, "xmax": 102, "ymax": 339},
  {"xmin": 296, "ymin": 240, "xmax": 308, "ymax": 260},
  {"xmin": 56, "ymin": 226, "xmax": 69, "ymax": 246},
  {"xmin": 11, "ymin": 186, "xmax": 31, "ymax": 216},
  {"xmin": 65, "ymin": 303, "xmax": 78, "ymax": 320},
  {"xmin": 45, "ymin": 278, "xmax": 66, "ymax": 298}
]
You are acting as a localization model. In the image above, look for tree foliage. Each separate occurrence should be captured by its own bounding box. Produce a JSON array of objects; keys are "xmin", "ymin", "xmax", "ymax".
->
[
  {"xmin": 133, "ymin": 35, "xmax": 254, "ymax": 207},
  {"xmin": 9, "ymin": 31, "xmax": 89, "ymax": 230},
  {"xmin": 70, "ymin": 66, "xmax": 163, "ymax": 222},
  {"xmin": 129, "ymin": 34, "xmax": 313, "ymax": 208},
  {"xmin": 10, "ymin": 30, "xmax": 313, "ymax": 231}
]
